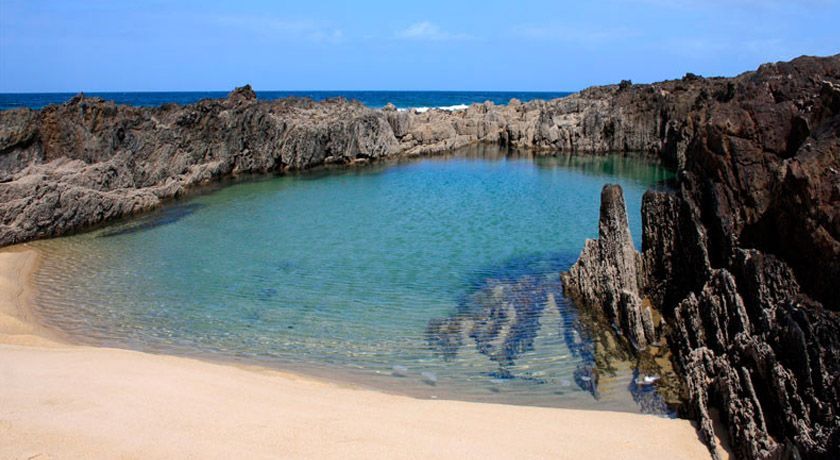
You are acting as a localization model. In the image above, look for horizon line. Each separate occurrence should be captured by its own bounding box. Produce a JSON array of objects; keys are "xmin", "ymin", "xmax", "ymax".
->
[{"xmin": 0, "ymin": 88, "xmax": 579, "ymax": 95}]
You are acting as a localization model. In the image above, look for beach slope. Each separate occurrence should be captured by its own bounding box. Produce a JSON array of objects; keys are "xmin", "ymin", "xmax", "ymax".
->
[{"xmin": 0, "ymin": 250, "xmax": 712, "ymax": 459}]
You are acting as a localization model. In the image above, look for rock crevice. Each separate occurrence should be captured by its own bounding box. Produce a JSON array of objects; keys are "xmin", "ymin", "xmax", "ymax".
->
[
  {"xmin": 563, "ymin": 54, "xmax": 840, "ymax": 459},
  {"xmin": 3, "ymin": 53, "xmax": 840, "ymax": 460}
]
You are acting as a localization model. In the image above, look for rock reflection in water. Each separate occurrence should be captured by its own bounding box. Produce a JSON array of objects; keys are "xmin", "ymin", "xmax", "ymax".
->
[{"xmin": 99, "ymin": 203, "xmax": 205, "ymax": 237}]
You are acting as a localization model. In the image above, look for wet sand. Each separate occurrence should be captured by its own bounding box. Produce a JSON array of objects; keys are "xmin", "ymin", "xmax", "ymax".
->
[{"xmin": 0, "ymin": 248, "xmax": 715, "ymax": 459}]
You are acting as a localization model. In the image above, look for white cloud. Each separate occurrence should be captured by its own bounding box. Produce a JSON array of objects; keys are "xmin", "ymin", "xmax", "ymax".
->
[{"xmin": 396, "ymin": 21, "xmax": 473, "ymax": 41}]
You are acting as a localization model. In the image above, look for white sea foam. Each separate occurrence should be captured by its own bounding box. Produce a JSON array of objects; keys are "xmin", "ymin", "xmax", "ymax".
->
[{"xmin": 396, "ymin": 104, "xmax": 470, "ymax": 113}]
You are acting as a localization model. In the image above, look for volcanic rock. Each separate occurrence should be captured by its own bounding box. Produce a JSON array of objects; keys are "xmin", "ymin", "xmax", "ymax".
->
[
  {"xmin": 563, "ymin": 55, "xmax": 840, "ymax": 459},
  {"xmin": 3, "ymin": 54, "xmax": 840, "ymax": 459},
  {"xmin": 562, "ymin": 184, "xmax": 656, "ymax": 350}
]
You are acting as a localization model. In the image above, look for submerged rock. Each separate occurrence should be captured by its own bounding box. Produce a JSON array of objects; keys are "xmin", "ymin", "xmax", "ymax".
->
[
  {"xmin": 2, "ymin": 53, "xmax": 839, "ymax": 459},
  {"xmin": 420, "ymin": 371, "xmax": 438, "ymax": 386},
  {"xmin": 425, "ymin": 272, "xmax": 561, "ymax": 367},
  {"xmin": 425, "ymin": 254, "xmax": 671, "ymax": 409}
]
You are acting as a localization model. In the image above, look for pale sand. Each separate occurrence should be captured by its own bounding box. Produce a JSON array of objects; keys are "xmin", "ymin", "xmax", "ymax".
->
[{"xmin": 0, "ymin": 248, "xmax": 714, "ymax": 459}]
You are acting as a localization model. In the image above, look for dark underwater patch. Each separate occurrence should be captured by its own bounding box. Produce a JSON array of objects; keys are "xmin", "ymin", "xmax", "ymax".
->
[
  {"xmin": 426, "ymin": 252, "xmax": 577, "ymax": 364},
  {"xmin": 99, "ymin": 203, "xmax": 205, "ymax": 237},
  {"xmin": 424, "ymin": 251, "xmax": 675, "ymax": 413}
]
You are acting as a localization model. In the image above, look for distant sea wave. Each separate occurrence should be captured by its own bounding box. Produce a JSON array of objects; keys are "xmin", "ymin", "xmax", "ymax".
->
[
  {"xmin": 0, "ymin": 90, "xmax": 572, "ymax": 111},
  {"xmin": 397, "ymin": 104, "xmax": 472, "ymax": 112}
]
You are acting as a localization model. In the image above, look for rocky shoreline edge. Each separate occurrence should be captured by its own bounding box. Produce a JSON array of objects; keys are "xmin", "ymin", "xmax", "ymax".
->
[
  {"xmin": 560, "ymin": 54, "xmax": 840, "ymax": 459},
  {"xmin": 2, "ymin": 54, "xmax": 838, "ymax": 459}
]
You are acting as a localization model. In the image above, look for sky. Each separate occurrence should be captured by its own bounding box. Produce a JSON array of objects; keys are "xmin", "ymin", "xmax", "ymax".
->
[{"xmin": 0, "ymin": 0, "xmax": 838, "ymax": 92}]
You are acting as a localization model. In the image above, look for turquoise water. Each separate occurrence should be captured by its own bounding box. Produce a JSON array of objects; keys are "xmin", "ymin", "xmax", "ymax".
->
[{"xmin": 32, "ymin": 149, "xmax": 673, "ymax": 412}]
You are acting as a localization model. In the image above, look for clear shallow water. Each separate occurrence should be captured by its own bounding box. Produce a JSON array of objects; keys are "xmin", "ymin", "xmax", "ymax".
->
[
  {"xmin": 0, "ymin": 90, "xmax": 571, "ymax": 111},
  {"xmin": 31, "ymin": 150, "xmax": 673, "ymax": 412}
]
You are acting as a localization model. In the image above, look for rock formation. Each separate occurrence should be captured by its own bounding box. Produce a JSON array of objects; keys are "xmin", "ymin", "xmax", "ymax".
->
[
  {"xmin": 0, "ymin": 70, "xmax": 721, "ymax": 245},
  {"xmin": 426, "ymin": 273, "xmax": 563, "ymax": 369},
  {"xmin": 563, "ymin": 55, "xmax": 840, "ymax": 459},
  {"xmin": 561, "ymin": 184, "xmax": 656, "ymax": 350},
  {"xmin": 2, "ymin": 54, "xmax": 839, "ymax": 459}
]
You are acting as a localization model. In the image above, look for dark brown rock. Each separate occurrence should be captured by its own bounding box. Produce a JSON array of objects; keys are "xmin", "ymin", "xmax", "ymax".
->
[
  {"xmin": 3, "ymin": 54, "xmax": 840, "ymax": 460},
  {"xmin": 563, "ymin": 55, "xmax": 840, "ymax": 459}
]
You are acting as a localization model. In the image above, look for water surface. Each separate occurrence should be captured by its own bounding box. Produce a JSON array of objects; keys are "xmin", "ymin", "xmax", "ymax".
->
[
  {"xmin": 0, "ymin": 90, "xmax": 571, "ymax": 111},
  {"xmin": 32, "ymin": 150, "xmax": 673, "ymax": 412}
]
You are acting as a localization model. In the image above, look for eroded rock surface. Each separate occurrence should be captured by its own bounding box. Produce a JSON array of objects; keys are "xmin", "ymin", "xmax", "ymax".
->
[
  {"xmin": 0, "ymin": 64, "xmax": 767, "ymax": 245},
  {"xmin": 564, "ymin": 55, "xmax": 840, "ymax": 459},
  {"xmin": 3, "ymin": 54, "xmax": 840, "ymax": 459},
  {"xmin": 561, "ymin": 184, "xmax": 656, "ymax": 350}
]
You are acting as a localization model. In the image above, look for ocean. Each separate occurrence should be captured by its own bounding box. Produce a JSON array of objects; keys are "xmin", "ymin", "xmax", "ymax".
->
[{"xmin": 0, "ymin": 90, "xmax": 572, "ymax": 111}]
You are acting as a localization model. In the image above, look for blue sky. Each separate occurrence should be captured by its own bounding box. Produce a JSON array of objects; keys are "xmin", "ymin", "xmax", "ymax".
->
[{"xmin": 0, "ymin": 0, "xmax": 838, "ymax": 92}]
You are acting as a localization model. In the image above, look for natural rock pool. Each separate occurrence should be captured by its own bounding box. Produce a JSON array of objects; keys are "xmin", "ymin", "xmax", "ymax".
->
[{"xmin": 31, "ymin": 147, "xmax": 674, "ymax": 412}]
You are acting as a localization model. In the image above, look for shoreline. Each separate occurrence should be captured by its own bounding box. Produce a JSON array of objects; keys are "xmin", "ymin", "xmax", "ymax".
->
[
  {"xmin": 0, "ymin": 247, "xmax": 716, "ymax": 459},
  {"xmin": 0, "ymin": 246, "xmax": 64, "ymax": 347}
]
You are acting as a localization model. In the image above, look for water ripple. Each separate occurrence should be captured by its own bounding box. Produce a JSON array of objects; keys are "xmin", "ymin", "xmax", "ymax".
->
[{"xmin": 31, "ymin": 152, "xmax": 674, "ymax": 411}]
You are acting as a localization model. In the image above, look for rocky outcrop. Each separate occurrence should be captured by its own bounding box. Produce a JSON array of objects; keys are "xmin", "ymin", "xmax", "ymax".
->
[
  {"xmin": 0, "ymin": 92, "xmax": 402, "ymax": 244},
  {"xmin": 561, "ymin": 185, "xmax": 656, "ymax": 350},
  {"xmin": 645, "ymin": 56, "xmax": 840, "ymax": 460},
  {"xmin": 3, "ymin": 53, "xmax": 840, "ymax": 459},
  {"xmin": 0, "ymin": 65, "xmax": 733, "ymax": 245},
  {"xmin": 564, "ymin": 55, "xmax": 840, "ymax": 459}
]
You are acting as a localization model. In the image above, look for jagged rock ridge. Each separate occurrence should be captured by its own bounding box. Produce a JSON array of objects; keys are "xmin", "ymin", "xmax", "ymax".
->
[
  {"xmin": 0, "ymin": 64, "xmax": 762, "ymax": 246},
  {"xmin": 2, "ymin": 54, "xmax": 840, "ymax": 459},
  {"xmin": 564, "ymin": 54, "xmax": 840, "ymax": 459},
  {"xmin": 561, "ymin": 185, "xmax": 656, "ymax": 351}
]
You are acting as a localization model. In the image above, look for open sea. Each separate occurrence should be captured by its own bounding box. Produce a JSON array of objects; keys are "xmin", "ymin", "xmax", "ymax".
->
[{"xmin": 0, "ymin": 91, "xmax": 572, "ymax": 111}]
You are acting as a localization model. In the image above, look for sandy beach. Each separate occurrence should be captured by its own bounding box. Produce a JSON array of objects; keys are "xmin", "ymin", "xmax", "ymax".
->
[{"xmin": 0, "ymin": 248, "xmax": 715, "ymax": 459}]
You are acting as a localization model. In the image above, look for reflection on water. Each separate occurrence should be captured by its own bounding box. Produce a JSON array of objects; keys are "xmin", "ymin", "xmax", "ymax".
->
[
  {"xmin": 536, "ymin": 153, "xmax": 675, "ymax": 190},
  {"xmin": 31, "ymin": 150, "xmax": 675, "ymax": 412},
  {"xmin": 100, "ymin": 203, "xmax": 205, "ymax": 237}
]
